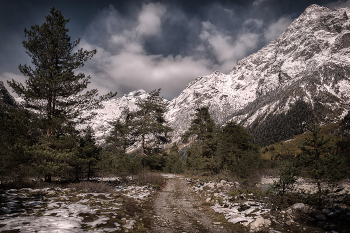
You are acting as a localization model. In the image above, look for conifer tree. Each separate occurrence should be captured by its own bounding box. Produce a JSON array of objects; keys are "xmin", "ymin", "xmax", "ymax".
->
[
  {"xmin": 182, "ymin": 107, "xmax": 216, "ymax": 157},
  {"xmin": 6, "ymin": 7, "xmax": 115, "ymax": 182},
  {"xmin": 131, "ymin": 89, "xmax": 172, "ymax": 156},
  {"xmin": 8, "ymin": 7, "xmax": 115, "ymax": 136},
  {"xmin": 182, "ymin": 107, "xmax": 218, "ymax": 173},
  {"xmin": 77, "ymin": 126, "xmax": 101, "ymax": 181},
  {"xmin": 106, "ymin": 109, "xmax": 134, "ymax": 153},
  {"xmin": 298, "ymin": 125, "xmax": 343, "ymax": 204},
  {"xmin": 217, "ymin": 121, "xmax": 261, "ymax": 178}
]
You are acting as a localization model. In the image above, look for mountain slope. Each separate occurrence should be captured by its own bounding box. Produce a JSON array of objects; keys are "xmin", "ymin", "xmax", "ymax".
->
[
  {"xmin": 166, "ymin": 4, "xmax": 350, "ymax": 145},
  {"xmin": 88, "ymin": 89, "xmax": 150, "ymax": 143}
]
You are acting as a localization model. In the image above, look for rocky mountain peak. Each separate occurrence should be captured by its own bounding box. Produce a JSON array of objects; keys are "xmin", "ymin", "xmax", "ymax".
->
[{"xmin": 165, "ymin": 4, "xmax": 350, "ymax": 145}]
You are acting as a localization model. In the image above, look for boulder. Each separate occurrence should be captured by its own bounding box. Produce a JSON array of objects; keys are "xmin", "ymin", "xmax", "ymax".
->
[
  {"xmin": 250, "ymin": 217, "xmax": 271, "ymax": 232},
  {"xmin": 292, "ymin": 203, "xmax": 309, "ymax": 213}
]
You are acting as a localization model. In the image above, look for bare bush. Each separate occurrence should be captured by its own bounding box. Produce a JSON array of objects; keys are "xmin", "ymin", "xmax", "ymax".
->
[{"xmin": 136, "ymin": 171, "xmax": 165, "ymax": 189}]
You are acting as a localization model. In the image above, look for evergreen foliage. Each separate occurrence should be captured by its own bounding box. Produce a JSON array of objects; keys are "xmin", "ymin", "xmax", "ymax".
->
[
  {"xmin": 8, "ymin": 7, "xmax": 115, "ymax": 137},
  {"xmin": 182, "ymin": 107, "xmax": 218, "ymax": 173},
  {"xmin": 77, "ymin": 127, "xmax": 101, "ymax": 181},
  {"xmin": 0, "ymin": 105, "xmax": 40, "ymax": 181},
  {"xmin": 217, "ymin": 121, "xmax": 261, "ymax": 179},
  {"xmin": 298, "ymin": 125, "xmax": 344, "ymax": 204},
  {"xmin": 3, "ymin": 7, "xmax": 114, "ymax": 182},
  {"xmin": 130, "ymin": 89, "xmax": 172, "ymax": 156},
  {"xmin": 164, "ymin": 144, "xmax": 184, "ymax": 173},
  {"xmin": 250, "ymin": 100, "xmax": 315, "ymax": 146},
  {"xmin": 106, "ymin": 109, "xmax": 134, "ymax": 153}
]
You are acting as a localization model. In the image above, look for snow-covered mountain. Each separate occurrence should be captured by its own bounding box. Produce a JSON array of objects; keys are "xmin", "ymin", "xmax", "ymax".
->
[
  {"xmin": 88, "ymin": 89, "xmax": 151, "ymax": 143},
  {"xmin": 4, "ymin": 4, "xmax": 350, "ymax": 147},
  {"xmin": 166, "ymin": 4, "xmax": 350, "ymax": 145}
]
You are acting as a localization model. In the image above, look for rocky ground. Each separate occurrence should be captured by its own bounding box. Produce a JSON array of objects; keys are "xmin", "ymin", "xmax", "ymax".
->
[{"xmin": 1, "ymin": 174, "xmax": 350, "ymax": 232}]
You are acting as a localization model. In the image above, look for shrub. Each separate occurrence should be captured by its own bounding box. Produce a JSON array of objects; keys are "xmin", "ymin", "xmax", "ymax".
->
[{"xmin": 136, "ymin": 171, "xmax": 165, "ymax": 188}]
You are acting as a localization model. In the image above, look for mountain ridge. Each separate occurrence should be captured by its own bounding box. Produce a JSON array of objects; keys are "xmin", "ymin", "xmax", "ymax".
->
[{"xmin": 164, "ymin": 4, "xmax": 350, "ymax": 145}]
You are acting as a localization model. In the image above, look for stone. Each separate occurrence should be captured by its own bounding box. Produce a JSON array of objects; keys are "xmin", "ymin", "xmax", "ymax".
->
[
  {"xmin": 207, "ymin": 183, "xmax": 215, "ymax": 189},
  {"xmin": 206, "ymin": 197, "xmax": 211, "ymax": 202},
  {"xmin": 322, "ymin": 208, "xmax": 330, "ymax": 215},
  {"xmin": 292, "ymin": 203, "xmax": 308, "ymax": 213},
  {"xmin": 286, "ymin": 208, "xmax": 293, "ymax": 215},
  {"xmin": 250, "ymin": 217, "xmax": 271, "ymax": 231},
  {"xmin": 286, "ymin": 220, "xmax": 294, "ymax": 225},
  {"xmin": 214, "ymin": 193, "xmax": 219, "ymax": 197},
  {"xmin": 316, "ymin": 214, "xmax": 326, "ymax": 221},
  {"xmin": 220, "ymin": 180, "xmax": 227, "ymax": 185},
  {"xmin": 292, "ymin": 203, "xmax": 305, "ymax": 209},
  {"xmin": 123, "ymin": 219, "xmax": 136, "ymax": 230},
  {"xmin": 213, "ymin": 222, "xmax": 221, "ymax": 225}
]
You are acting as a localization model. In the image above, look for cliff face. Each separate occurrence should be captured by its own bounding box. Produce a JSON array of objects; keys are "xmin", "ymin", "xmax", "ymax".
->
[{"xmin": 165, "ymin": 4, "xmax": 350, "ymax": 145}]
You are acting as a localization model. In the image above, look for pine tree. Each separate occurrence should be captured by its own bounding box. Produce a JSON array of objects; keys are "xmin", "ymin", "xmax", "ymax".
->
[
  {"xmin": 182, "ymin": 107, "xmax": 218, "ymax": 173},
  {"xmin": 77, "ymin": 127, "xmax": 101, "ymax": 181},
  {"xmin": 106, "ymin": 109, "xmax": 134, "ymax": 153},
  {"xmin": 217, "ymin": 121, "xmax": 261, "ymax": 178},
  {"xmin": 6, "ymin": 7, "xmax": 116, "ymax": 182},
  {"xmin": 298, "ymin": 125, "xmax": 343, "ymax": 205},
  {"xmin": 8, "ymin": 7, "xmax": 115, "ymax": 136},
  {"xmin": 131, "ymin": 89, "xmax": 172, "ymax": 156}
]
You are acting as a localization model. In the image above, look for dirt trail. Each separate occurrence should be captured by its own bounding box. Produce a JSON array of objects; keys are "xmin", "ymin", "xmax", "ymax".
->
[{"xmin": 152, "ymin": 176, "xmax": 227, "ymax": 233}]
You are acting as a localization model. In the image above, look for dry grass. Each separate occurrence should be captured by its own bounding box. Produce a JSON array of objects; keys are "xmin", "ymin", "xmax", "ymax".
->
[
  {"xmin": 67, "ymin": 181, "xmax": 115, "ymax": 193},
  {"xmin": 124, "ymin": 197, "xmax": 143, "ymax": 216},
  {"xmin": 136, "ymin": 171, "xmax": 165, "ymax": 189}
]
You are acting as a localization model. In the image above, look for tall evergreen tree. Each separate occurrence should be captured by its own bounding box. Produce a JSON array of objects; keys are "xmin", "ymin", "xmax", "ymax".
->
[
  {"xmin": 131, "ymin": 89, "xmax": 172, "ymax": 156},
  {"xmin": 6, "ymin": 7, "xmax": 115, "ymax": 182},
  {"xmin": 106, "ymin": 109, "xmax": 134, "ymax": 153},
  {"xmin": 182, "ymin": 107, "xmax": 216, "ymax": 158},
  {"xmin": 217, "ymin": 121, "xmax": 260, "ymax": 178},
  {"xmin": 298, "ymin": 125, "xmax": 343, "ymax": 204},
  {"xmin": 8, "ymin": 7, "xmax": 115, "ymax": 136},
  {"xmin": 182, "ymin": 107, "xmax": 218, "ymax": 173}
]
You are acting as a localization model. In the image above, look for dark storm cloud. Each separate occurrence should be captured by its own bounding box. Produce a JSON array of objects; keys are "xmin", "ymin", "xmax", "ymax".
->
[{"xmin": 0, "ymin": 0, "xmax": 347, "ymax": 100}]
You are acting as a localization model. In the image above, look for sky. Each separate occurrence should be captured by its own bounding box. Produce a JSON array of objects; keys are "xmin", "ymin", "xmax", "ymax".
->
[{"xmin": 1, "ymin": 0, "xmax": 350, "ymax": 100}]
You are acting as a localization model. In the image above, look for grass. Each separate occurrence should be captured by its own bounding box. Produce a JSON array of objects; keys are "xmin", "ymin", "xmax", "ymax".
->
[{"xmin": 261, "ymin": 122, "xmax": 340, "ymax": 160}]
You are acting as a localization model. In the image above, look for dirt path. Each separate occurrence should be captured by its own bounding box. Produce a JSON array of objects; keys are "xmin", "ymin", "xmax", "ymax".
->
[{"xmin": 152, "ymin": 175, "xmax": 228, "ymax": 233}]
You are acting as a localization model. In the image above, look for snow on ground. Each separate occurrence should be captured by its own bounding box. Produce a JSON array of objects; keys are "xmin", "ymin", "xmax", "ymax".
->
[
  {"xmin": 189, "ymin": 179, "xmax": 271, "ymax": 228},
  {"xmin": 0, "ymin": 179, "xmax": 155, "ymax": 232}
]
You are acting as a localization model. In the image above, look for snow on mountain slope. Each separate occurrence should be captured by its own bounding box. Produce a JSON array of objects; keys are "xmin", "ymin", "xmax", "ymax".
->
[
  {"xmin": 89, "ymin": 89, "xmax": 149, "ymax": 143},
  {"xmin": 165, "ymin": 4, "xmax": 350, "ymax": 144}
]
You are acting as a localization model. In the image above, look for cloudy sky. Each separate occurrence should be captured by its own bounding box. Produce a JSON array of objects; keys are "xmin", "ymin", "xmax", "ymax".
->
[{"xmin": 1, "ymin": 0, "xmax": 350, "ymax": 100}]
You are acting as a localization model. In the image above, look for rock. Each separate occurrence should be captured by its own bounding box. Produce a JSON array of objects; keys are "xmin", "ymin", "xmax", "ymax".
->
[
  {"xmin": 207, "ymin": 183, "xmax": 215, "ymax": 189},
  {"xmin": 286, "ymin": 220, "xmax": 294, "ymax": 225},
  {"xmin": 213, "ymin": 222, "xmax": 221, "ymax": 225},
  {"xmin": 206, "ymin": 197, "xmax": 211, "ymax": 202},
  {"xmin": 322, "ymin": 208, "xmax": 330, "ymax": 215},
  {"xmin": 220, "ymin": 180, "xmax": 227, "ymax": 185},
  {"xmin": 286, "ymin": 208, "xmax": 293, "ymax": 215},
  {"xmin": 250, "ymin": 217, "xmax": 271, "ymax": 231},
  {"xmin": 214, "ymin": 193, "xmax": 219, "ymax": 197},
  {"xmin": 316, "ymin": 214, "xmax": 327, "ymax": 221},
  {"xmin": 292, "ymin": 203, "xmax": 309, "ymax": 213}
]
